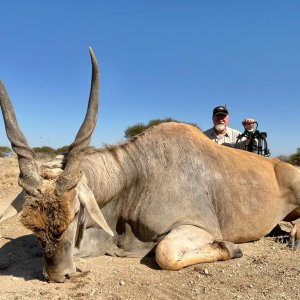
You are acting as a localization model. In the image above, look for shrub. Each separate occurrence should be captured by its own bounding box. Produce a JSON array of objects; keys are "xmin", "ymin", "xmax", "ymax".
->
[
  {"xmin": 124, "ymin": 118, "xmax": 200, "ymax": 139},
  {"xmin": 0, "ymin": 146, "xmax": 13, "ymax": 158},
  {"xmin": 289, "ymin": 153, "xmax": 300, "ymax": 166}
]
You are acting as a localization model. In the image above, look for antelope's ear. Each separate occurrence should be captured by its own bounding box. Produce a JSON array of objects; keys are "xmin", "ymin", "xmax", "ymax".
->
[
  {"xmin": 76, "ymin": 180, "xmax": 114, "ymax": 237},
  {"xmin": 0, "ymin": 191, "xmax": 24, "ymax": 223}
]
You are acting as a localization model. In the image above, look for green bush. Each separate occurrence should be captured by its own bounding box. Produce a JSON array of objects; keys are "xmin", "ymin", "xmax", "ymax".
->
[
  {"xmin": 32, "ymin": 146, "xmax": 55, "ymax": 154},
  {"xmin": 289, "ymin": 153, "xmax": 300, "ymax": 166},
  {"xmin": 277, "ymin": 148, "xmax": 300, "ymax": 166},
  {"xmin": 55, "ymin": 145, "xmax": 70, "ymax": 155},
  {"xmin": 0, "ymin": 144, "xmax": 97, "ymax": 159},
  {"xmin": 124, "ymin": 118, "xmax": 200, "ymax": 139},
  {"xmin": 0, "ymin": 146, "xmax": 12, "ymax": 158}
]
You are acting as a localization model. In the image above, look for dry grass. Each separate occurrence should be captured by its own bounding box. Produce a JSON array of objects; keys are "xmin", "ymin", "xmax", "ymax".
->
[{"xmin": 0, "ymin": 156, "xmax": 19, "ymax": 187}]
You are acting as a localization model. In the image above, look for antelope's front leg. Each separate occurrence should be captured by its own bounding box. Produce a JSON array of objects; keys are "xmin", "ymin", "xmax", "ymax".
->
[
  {"xmin": 155, "ymin": 225, "xmax": 243, "ymax": 270},
  {"xmin": 290, "ymin": 219, "xmax": 300, "ymax": 249}
]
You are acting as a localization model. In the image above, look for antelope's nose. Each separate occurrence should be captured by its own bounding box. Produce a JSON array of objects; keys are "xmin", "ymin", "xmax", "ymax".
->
[{"xmin": 43, "ymin": 267, "xmax": 76, "ymax": 283}]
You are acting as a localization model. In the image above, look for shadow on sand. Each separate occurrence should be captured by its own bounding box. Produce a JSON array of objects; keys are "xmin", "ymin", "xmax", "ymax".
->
[{"xmin": 0, "ymin": 234, "xmax": 45, "ymax": 281}]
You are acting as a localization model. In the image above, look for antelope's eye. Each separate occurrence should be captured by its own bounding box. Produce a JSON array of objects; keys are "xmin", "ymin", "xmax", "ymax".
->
[{"xmin": 52, "ymin": 231, "xmax": 63, "ymax": 240}]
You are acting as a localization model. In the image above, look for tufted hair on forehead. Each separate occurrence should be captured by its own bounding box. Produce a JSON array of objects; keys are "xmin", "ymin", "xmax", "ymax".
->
[
  {"xmin": 20, "ymin": 188, "xmax": 76, "ymax": 240},
  {"xmin": 39, "ymin": 155, "xmax": 67, "ymax": 180}
]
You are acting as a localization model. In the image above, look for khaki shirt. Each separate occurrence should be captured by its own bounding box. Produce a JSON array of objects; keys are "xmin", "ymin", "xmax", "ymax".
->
[{"xmin": 203, "ymin": 127, "xmax": 246, "ymax": 149}]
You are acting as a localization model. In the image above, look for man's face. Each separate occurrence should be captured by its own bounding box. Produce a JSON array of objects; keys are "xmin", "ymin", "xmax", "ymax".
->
[{"xmin": 213, "ymin": 114, "xmax": 229, "ymax": 132}]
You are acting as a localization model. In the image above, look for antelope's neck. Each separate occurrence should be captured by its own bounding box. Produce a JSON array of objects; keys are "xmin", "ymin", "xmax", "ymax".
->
[{"xmin": 80, "ymin": 148, "xmax": 143, "ymax": 206}]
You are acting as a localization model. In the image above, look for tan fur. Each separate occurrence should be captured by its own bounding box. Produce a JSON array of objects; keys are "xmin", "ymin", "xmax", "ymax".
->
[
  {"xmin": 155, "ymin": 226, "xmax": 233, "ymax": 270},
  {"xmin": 39, "ymin": 155, "xmax": 66, "ymax": 180},
  {"xmin": 5, "ymin": 122, "xmax": 300, "ymax": 281}
]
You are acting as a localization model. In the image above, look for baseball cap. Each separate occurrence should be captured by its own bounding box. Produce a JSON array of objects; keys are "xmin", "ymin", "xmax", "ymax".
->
[{"xmin": 213, "ymin": 106, "xmax": 229, "ymax": 116}]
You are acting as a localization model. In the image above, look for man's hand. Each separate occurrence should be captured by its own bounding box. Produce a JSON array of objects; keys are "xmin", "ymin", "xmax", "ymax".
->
[{"xmin": 242, "ymin": 118, "xmax": 255, "ymax": 131}]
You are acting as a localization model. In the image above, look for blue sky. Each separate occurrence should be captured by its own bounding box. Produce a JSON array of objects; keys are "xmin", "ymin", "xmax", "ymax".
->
[{"xmin": 0, "ymin": 1, "xmax": 299, "ymax": 157}]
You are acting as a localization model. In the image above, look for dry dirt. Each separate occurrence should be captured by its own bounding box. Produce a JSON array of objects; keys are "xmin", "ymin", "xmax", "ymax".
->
[{"xmin": 0, "ymin": 156, "xmax": 299, "ymax": 300}]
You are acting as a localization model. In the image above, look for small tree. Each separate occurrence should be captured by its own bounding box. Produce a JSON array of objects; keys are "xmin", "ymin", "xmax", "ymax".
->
[
  {"xmin": 124, "ymin": 123, "xmax": 148, "ymax": 139},
  {"xmin": 55, "ymin": 145, "xmax": 70, "ymax": 155},
  {"xmin": 277, "ymin": 147, "xmax": 300, "ymax": 166},
  {"xmin": 289, "ymin": 152, "xmax": 300, "ymax": 166},
  {"xmin": 124, "ymin": 118, "xmax": 200, "ymax": 139},
  {"xmin": 0, "ymin": 146, "xmax": 12, "ymax": 158},
  {"xmin": 32, "ymin": 146, "xmax": 55, "ymax": 155},
  {"xmin": 55, "ymin": 145, "xmax": 96, "ymax": 155}
]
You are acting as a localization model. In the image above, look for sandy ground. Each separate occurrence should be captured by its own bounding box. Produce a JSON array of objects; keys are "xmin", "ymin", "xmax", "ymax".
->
[{"xmin": 0, "ymin": 156, "xmax": 300, "ymax": 300}]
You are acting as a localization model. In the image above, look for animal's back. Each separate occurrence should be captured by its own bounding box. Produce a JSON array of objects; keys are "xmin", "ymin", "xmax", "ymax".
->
[{"xmin": 126, "ymin": 122, "xmax": 289, "ymax": 242}]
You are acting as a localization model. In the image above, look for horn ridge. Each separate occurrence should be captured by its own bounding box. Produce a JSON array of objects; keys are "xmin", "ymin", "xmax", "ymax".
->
[
  {"xmin": 0, "ymin": 81, "xmax": 42, "ymax": 193},
  {"xmin": 58, "ymin": 48, "xmax": 99, "ymax": 192},
  {"xmin": 68, "ymin": 47, "xmax": 99, "ymax": 155},
  {"xmin": 0, "ymin": 82, "xmax": 35, "ymax": 160}
]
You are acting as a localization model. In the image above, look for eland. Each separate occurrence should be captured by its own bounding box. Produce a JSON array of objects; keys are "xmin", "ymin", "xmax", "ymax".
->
[{"xmin": 0, "ymin": 48, "xmax": 300, "ymax": 283}]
